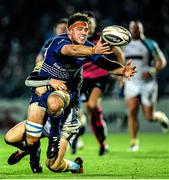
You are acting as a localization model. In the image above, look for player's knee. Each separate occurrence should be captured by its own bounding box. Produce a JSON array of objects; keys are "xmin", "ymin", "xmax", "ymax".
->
[
  {"xmin": 47, "ymin": 95, "xmax": 64, "ymax": 115},
  {"xmin": 46, "ymin": 159, "xmax": 53, "ymax": 169},
  {"xmin": 4, "ymin": 133, "xmax": 12, "ymax": 144},
  {"xmin": 46, "ymin": 159, "xmax": 62, "ymax": 172}
]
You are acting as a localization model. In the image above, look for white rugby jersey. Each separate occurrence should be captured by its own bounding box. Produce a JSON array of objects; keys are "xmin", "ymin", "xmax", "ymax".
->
[{"xmin": 123, "ymin": 38, "xmax": 160, "ymax": 84}]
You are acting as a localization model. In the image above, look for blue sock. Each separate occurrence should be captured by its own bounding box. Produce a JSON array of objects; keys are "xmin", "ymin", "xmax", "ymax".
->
[{"xmin": 49, "ymin": 112, "xmax": 64, "ymax": 138}]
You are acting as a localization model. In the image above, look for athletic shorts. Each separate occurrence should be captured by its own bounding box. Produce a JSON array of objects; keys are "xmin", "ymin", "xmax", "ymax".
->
[
  {"xmin": 42, "ymin": 107, "xmax": 80, "ymax": 145},
  {"xmin": 124, "ymin": 80, "xmax": 158, "ymax": 106},
  {"xmin": 80, "ymin": 75, "xmax": 111, "ymax": 102},
  {"xmin": 30, "ymin": 88, "xmax": 73, "ymax": 109}
]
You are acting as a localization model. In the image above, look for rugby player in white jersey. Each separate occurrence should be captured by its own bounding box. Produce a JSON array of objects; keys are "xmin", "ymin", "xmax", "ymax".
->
[{"xmin": 123, "ymin": 20, "xmax": 169, "ymax": 152}]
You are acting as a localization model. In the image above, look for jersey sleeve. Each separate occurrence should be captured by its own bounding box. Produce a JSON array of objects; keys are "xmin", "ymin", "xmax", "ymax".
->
[
  {"xmin": 52, "ymin": 37, "xmax": 72, "ymax": 54},
  {"xmin": 25, "ymin": 71, "xmax": 50, "ymax": 87},
  {"xmin": 91, "ymin": 54, "xmax": 123, "ymax": 71},
  {"xmin": 145, "ymin": 38, "xmax": 162, "ymax": 61},
  {"xmin": 25, "ymin": 61, "xmax": 50, "ymax": 87}
]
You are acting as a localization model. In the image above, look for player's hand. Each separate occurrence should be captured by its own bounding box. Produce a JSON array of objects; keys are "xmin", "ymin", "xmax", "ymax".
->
[
  {"xmin": 94, "ymin": 37, "xmax": 112, "ymax": 55},
  {"xmin": 123, "ymin": 59, "xmax": 136, "ymax": 80},
  {"xmin": 142, "ymin": 67, "xmax": 157, "ymax": 79},
  {"xmin": 48, "ymin": 79, "xmax": 67, "ymax": 91},
  {"xmin": 35, "ymin": 86, "xmax": 48, "ymax": 96},
  {"xmin": 142, "ymin": 71, "xmax": 152, "ymax": 79}
]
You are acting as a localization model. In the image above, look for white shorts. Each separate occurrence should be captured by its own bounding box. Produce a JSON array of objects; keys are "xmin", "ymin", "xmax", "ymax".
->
[
  {"xmin": 124, "ymin": 80, "xmax": 158, "ymax": 106},
  {"xmin": 42, "ymin": 108, "xmax": 80, "ymax": 145}
]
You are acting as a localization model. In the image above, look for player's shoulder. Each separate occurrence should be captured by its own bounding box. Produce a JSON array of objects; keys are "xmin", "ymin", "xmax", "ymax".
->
[
  {"xmin": 144, "ymin": 37, "xmax": 158, "ymax": 48},
  {"xmin": 52, "ymin": 33, "xmax": 71, "ymax": 44}
]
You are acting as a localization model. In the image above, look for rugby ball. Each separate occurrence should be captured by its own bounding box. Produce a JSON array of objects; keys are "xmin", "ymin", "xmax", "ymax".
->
[{"xmin": 102, "ymin": 25, "xmax": 131, "ymax": 46}]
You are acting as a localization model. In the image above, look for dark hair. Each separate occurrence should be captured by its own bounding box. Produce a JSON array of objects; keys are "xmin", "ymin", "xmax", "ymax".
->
[
  {"xmin": 67, "ymin": 12, "xmax": 89, "ymax": 28},
  {"xmin": 53, "ymin": 18, "xmax": 68, "ymax": 28},
  {"xmin": 82, "ymin": 11, "xmax": 95, "ymax": 18}
]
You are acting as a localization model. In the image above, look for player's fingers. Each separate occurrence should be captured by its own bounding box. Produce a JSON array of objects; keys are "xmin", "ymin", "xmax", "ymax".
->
[
  {"xmin": 127, "ymin": 59, "xmax": 132, "ymax": 65},
  {"xmin": 104, "ymin": 51, "xmax": 113, "ymax": 55},
  {"xmin": 102, "ymin": 46, "xmax": 111, "ymax": 51},
  {"xmin": 61, "ymin": 84, "xmax": 67, "ymax": 90},
  {"xmin": 102, "ymin": 42, "xmax": 110, "ymax": 46}
]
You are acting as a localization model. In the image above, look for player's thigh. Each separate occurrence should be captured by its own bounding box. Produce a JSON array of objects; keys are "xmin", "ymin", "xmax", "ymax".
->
[
  {"xmin": 88, "ymin": 87, "xmax": 103, "ymax": 107},
  {"xmin": 27, "ymin": 103, "xmax": 45, "ymax": 124},
  {"xmin": 5, "ymin": 121, "xmax": 26, "ymax": 143},
  {"xmin": 141, "ymin": 81, "xmax": 157, "ymax": 119},
  {"xmin": 141, "ymin": 81, "xmax": 158, "ymax": 107},
  {"xmin": 124, "ymin": 81, "xmax": 140, "ymax": 100}
]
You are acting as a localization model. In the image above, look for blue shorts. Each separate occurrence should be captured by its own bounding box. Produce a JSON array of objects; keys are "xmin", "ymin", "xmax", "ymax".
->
[{"xmin": 30, "ymin": 89, "xmax": 75, "ymax": 109}]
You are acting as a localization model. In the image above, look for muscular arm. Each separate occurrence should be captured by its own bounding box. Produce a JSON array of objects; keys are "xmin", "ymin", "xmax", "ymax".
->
[
  {"xmin": 25, "ymin": 72, "xmax": 67, "ymax": 91},
  {"xmin": 60, "ymin": 38, "xmax": 114, "ymax": 57},
  {"xmin": 155, "ymin": 50, "xmax": 166, "ymax": 71},
  {"xmin": 25, "ymin": 74, "xmax": 50, "ymax": 87},
  {"xmin": 110, "ymin": 60, "xmax": 136, "ymax": 79},
  {"xmin": 111, "ymin": 46, "xmax": 125, "ymax": 65},
  {"xmin": 143, "ymin": 46, "xmax": 167, "ymax": 79},
  {"xmin": 61, "ymin": 44, "xmax": 95, "ymax": 57}
]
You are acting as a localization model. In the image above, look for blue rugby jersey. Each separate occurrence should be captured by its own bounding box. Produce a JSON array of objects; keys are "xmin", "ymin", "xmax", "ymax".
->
[
  {"xmin": 39, "ymin": 34, "xmax": 101, "ymax": 79},
  {"xmin": 39, "ymin": 33, "xmax": 101, "ymax": 90}
]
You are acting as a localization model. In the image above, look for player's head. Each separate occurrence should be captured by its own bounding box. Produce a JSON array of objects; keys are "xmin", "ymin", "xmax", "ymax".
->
[
  {"xmin": 67, "ymin": 12, "xmax": 89, "ymax": 45},
  {"xmin": 129, "ymin": 20, "xmax": 144, "ymax": 39},
  {"xmin": 82, "ymin": 11, "xmax": 96, "ymax": 38},
  {"xmin": 53, "ymin": 18, "xmax": 68, "ymax": 35}
]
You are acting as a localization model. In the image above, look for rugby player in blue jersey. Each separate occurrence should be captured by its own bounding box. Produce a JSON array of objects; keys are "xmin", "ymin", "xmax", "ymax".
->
[
  {"xmin": 6, "ymin": 12, "xmax": 135, "ymax": 173},
  {"xmin": 36, "ymin": 12, "xmax": 135, "ymax": 159},
  {"xmin": 5, "ymin": 61, "xmax": 84, "ymax": 173}
]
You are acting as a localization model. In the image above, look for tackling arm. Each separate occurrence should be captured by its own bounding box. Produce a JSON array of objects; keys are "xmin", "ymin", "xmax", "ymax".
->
[
  {"xmin": 25, "ymin": 72, "xmax": 50, "ymax": 87},
  {"xmin": 25, "ymin": 72, "xmax": 67, "ymax": 92}
]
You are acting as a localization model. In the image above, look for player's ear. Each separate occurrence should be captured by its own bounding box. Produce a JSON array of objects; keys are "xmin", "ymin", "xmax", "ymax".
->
[{"xmin": 67, "ymin": 28, "xmax": 72, "ymax": 34}]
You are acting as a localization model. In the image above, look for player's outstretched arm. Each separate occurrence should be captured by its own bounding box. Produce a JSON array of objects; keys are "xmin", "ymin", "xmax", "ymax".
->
[
  {"xmin": 111, "ymin": 46, "xmax": 125, "ymax": 65},
  {"xmin": 60, "ymin": 38, "xmax": 113, "ymax": 57},
  {"xmin": 110, "ymin": 59, "xmax": 136, "ymax": 79}
]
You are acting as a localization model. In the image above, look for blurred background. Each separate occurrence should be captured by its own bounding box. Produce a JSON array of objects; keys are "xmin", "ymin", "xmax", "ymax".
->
[{"xmin": 0, "ymin": 0, "xmax": 169, "ymax": 132}]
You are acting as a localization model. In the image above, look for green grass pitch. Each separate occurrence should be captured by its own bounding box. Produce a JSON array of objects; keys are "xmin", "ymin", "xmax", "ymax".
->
[{"xmin": 0, "ymin": 132, "xmax": 169, "ymax": 179}]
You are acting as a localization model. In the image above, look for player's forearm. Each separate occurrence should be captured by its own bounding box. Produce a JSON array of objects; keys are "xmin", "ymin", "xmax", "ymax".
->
[
  {"xmin": 156, "ymin": 52, "xmax": 167, "ymax": 70},
  {"xmin": 61, "ymin": 44, "xmax": 95, "ymax": 57},
  {"xmin": 110, "ymin": 67, "xmax": 125, "ymax": 76},
  {"xmin": 111, "ymin": 46, "xmax": 125, "ymax": 65},
  {"xmin": 25, "ymin": 78, "xmax": 50, "ymax": 87},
  {"xmin": 149, "ymin": 57, "xmax": 166, "ymax": 77}
]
